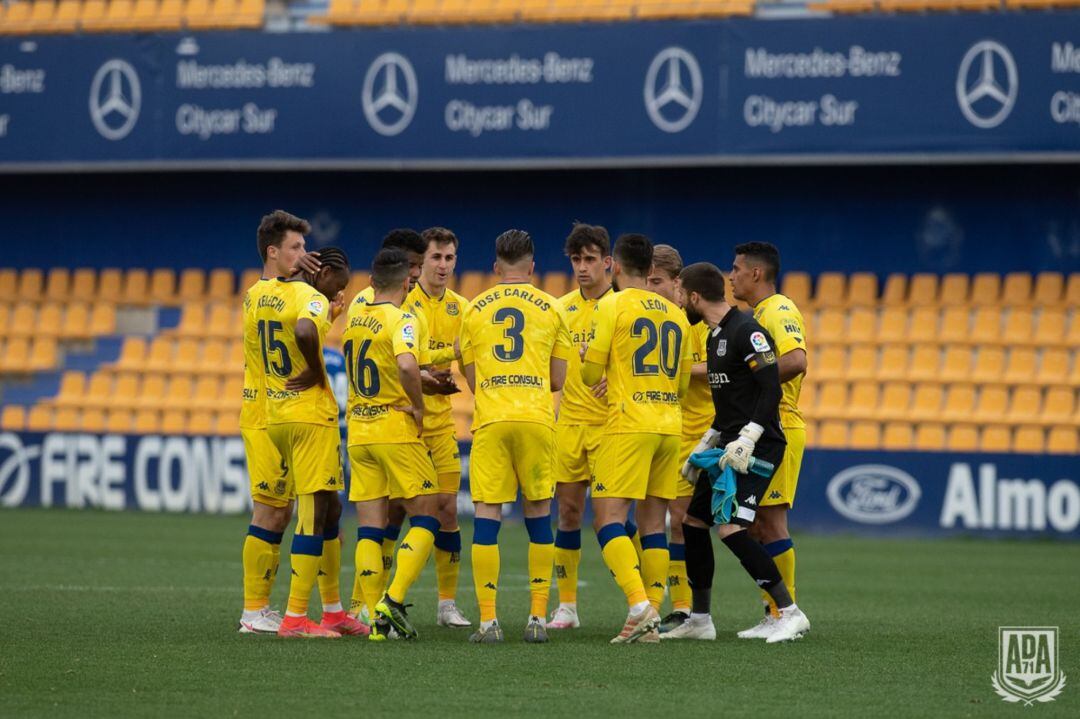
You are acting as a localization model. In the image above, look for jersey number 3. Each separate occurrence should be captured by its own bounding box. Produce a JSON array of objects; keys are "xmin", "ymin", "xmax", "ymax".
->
[
  {"xmin": 631, "ymin": 318, "xmax": 682, "ymax": 379},
  {"xmin": 492, "ymin": 307, "xmax": 525, "ymax": 362}
]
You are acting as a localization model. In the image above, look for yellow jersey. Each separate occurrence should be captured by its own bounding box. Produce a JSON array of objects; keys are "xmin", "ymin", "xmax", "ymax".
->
[
  {"xmin": 240, "ymin": 277, "xmax": 271, "ymax": 430},
  {"xmin": 253, "ymin": 278, "xmax": 338, "ymax": 427},
  {"xmin": 584, "ymin": 287, "xmax": 692, "ymax": 436},
  {"xmin": 353, "ymin": 286, "xmax": 431, "ymax": 365},
  {"xmin": 556, "ymin": 287, "xmax": 613, "ymax": 427},
  {"xmin": 459, "ymin": 282, "xmax": 572, "ymax": 431},
  {"xmin": 343, "ymin": 300, "xmax": 423, "ymax": 445},
  {"xmin": 681, "ymin": 320, "xmax": 714, "ymax": 440},
  {"xmin": 405, "ymin": 282, "xmax": 466, "ymax": 436},
  {"xmin": 753, "ymin": 293, "xmax": 807, "ymax": 430}
]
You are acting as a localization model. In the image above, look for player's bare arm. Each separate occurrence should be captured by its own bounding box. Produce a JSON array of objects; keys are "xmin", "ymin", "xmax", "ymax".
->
[
  {"xmin": 395, "ymin": 351, "xmax": 425, "ymax": 436},
  {"xmin": 286, "ymin": 317, "xmax": 327, "ymax": 392}
]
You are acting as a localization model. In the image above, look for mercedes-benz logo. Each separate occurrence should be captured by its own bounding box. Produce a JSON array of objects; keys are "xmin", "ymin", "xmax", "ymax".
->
[
  {"xmin": 362, "ymin": 52, "xmax": 418, "ymax": 137},
  {"xmin": 644, "ymin": 47, "xmax": 702, "ymax": 134},
  {"xmin": 89, "ymin": 58, "xmax": 141, "ymax": 141},
  {"xmin": 956, "ymin": 40, "xmax": 1017, "ymax": 130}
]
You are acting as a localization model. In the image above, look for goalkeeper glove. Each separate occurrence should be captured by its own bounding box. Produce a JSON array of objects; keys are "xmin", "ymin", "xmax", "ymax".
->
[
  {"xmin": 718, "ymin": 422, "xmax": 764, "ymax": 474},
  {"xmin": 681, "ymin": 428, "xmax": 722, "ymax": 482}
]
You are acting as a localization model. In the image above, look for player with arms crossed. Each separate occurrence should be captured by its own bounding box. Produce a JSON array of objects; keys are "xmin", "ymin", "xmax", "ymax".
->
[
  {"xmin": 406, "ymin": 227, "xmax": 471, "ymax": 628},
  {"xmin": 459, "ymin": 230, "xmax": 572, "ymax": 644},
  {"xmin": 346, "ymin": 247, "xmax": 443, "ymax": 641},
  {"xmin": 728, "ymin": 242, "xmax": 808, "ymax": 638},
  {"xmin": 676, "ymin": 262, "xmax": 809, "ymax": 643},
  {"xmin": 582, "ymin": 234, "xmax": 692, "ymax": 644},
  {"xmin": 549, "ymin": 223, "xmax": 613, "ymax": 631},
  {"xmin": 255, "ymin": 237, "xmax": 354, "ymax": 638},
  {"xmin": 643, "ymin": 245, "xmax": 714, "ymax": 636}
]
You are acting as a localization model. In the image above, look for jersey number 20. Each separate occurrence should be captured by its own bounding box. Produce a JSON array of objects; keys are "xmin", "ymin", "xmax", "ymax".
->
[
  {"xmin": 631, "ymin": 318, "xmax": 682, "ymax": 378},
  {"xmin": 343, "ymin": 338, "xmax": 380, "ymax": 398}
]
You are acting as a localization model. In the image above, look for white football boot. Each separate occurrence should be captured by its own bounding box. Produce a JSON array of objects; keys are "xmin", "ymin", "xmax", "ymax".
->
[
  {"xmin": 548, "ymin": 603, "xmax": 580, "ymax": 630},
  {"xmin": 737, "ymin": 614, "xmax": 778, "ymax": 640},
  {"xmin": 238, "ymin": 607, "xmax": 283, "ymax": 634},
  {"xmin": 764, "ymin": 606, "xmax": 811, "ymax": 644},
  {"xmin": 437, "ymin": 600, "xmax": 473, "ymax": 628},
  {"xmin": 660, "ymin": 614, "xmax": 716, "ymax": 640}
]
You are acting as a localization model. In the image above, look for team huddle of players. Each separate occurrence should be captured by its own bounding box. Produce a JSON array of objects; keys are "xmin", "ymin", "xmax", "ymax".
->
[{"xmin": 237, "ymin": 210, "xmax": 811, "ymax": 644}]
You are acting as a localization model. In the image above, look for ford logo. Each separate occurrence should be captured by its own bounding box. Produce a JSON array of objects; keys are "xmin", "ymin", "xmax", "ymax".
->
[{"xmin": 826, "ymin": 464, "xmax": 921, "ymax": 524}]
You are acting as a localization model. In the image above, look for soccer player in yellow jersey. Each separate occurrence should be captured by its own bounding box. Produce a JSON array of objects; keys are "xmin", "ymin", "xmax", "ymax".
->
[
  {"xmin": 644, "ymin": 245, "xmax": 714, "ymax": 637},
  {"xmin": 459, "ymin": 230, "xmax": 572, "ymax": 644},
  {"xmin": 407, "ymin": 227, "xmax": 472, "ymax": 628},
  {"xmin": 237, "ymin": 210, "xmax": 308, "ymax": 635},
  {"xmin": 549, "ymin": 223, "xmax": 613, "ymax": 631},
  {"xmin": 346, "ymin": 247, "xmax": 443, "ymax": 641},
  {"xmin": 582, "ymin": 234, "xmax": 693, "ymax": 644},
  {"xmin": 728, "ymin": 242, "xmax": 809, "ymax": 639},
  {"xmin": 254, "ymin": 242, "xmax": 352, "ymax": 638}
]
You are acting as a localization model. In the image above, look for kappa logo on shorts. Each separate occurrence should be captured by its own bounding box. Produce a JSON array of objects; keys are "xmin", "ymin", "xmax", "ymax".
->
[
  {"xmin": 360, "ymin": 569, "xmax": 377, "ymax": 577},
  {"xmin": 769, "ymin": 490, "xmax": 782, "ymax": 500},
  {"xmin": 745, "ymin": 494, "xmax": 757, "ymax": 506},
  {"xmin": 594, "ymin": 483, "xmax": 607, "ymax": 492},
  {"xmin": 531, "ymin": 577, "xmax": 546, "ymax": 584},
  {"xmin": 422, "ymin": 480, "xmax": 434, "ymax": 489},
  {"xmin": 256, "ymin": 481, "xmax": 270, "ymax": 491}
]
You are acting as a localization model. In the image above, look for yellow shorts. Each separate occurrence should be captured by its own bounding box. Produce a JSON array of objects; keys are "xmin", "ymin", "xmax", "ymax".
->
[
  {"xmin": 266, "ymin": 422, "xmax": 342, "ymax": 496},
  {"xmin": 424, "ymin": 431, "xmax": 461, "ymax": 493},
  {"xmin": 241, "ymin": 427, "xmax": 293, "ymax": 508},
  {"xmin": 593, "ymin": 432, "xmax": 680, "ymax": 501},
  {"xmin": 348, "ymin": 441, "xmax": 439, "ymax": 502},
  {"xmin": 762, "ymin": 426, "xmax": 805, "ymax": 508},
  {"xmin": 469, "ymin": 422, "xmax": 555, "ymax": 504},
  {"xmin": 554, "ymin": 423, "xmax": 603, "ymax": 484},
  {"xmin": 674, "ymin": 433, "xmax": 702, "ymax": 499}
]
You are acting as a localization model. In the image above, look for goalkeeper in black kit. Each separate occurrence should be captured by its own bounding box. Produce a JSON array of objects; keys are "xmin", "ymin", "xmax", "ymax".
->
[{"xmin": 665, "ymin": 262, "xmax": 810, "ymax": 644}]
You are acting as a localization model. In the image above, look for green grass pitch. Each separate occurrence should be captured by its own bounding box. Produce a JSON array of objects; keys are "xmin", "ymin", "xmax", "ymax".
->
[{"xmin": 1, "ymin": 508, "xmax": 1077, "ymax": 717}]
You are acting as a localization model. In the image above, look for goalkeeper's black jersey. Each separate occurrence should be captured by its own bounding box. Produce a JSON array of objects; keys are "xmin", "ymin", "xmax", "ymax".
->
[{"xmin": 706, "ymin": 308, "xmax": 786, "ymax": 457}]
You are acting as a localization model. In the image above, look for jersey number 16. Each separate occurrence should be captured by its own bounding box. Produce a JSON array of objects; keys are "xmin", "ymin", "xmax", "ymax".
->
[{"xmin": 343, "ymin": 338, "xmax": 380, "ymax": 398}]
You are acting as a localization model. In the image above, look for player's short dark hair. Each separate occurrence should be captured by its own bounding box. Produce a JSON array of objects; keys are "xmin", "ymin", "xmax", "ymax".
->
[
  {"xmin": 612, "ymin": 233, "xmax": 653, "ymax": 277},
  {"xmin": 495, "ymin": 229, "xmax": 534, "ymax": 264},
  {"xmin": 371, "ymin": 247, "xmax": 411, "ymax": 291},
  {"xmin": 564, "ymin": 223, "xmax": 611, "ymax": 258},
  {"xmin": 421, "ymin": 226, "xmax": 459, "ymax": 250},
  {"xmin": 651, "ymin": 244, "xmax": 683, "ymax": 279},
  {"xmin": 381, "ymin": 228, "xmax": 427, "ymax": 257},
  {"xmin": 257, "ymin": 210, "xmax": 310, "ymax": 262},
  {"xmin": 680, "ymin": 262, "xmax": 728, "ymax": 303},
  {"xmin": 734, "ymin": 241, "xmax": 781, "ymax": 283}
]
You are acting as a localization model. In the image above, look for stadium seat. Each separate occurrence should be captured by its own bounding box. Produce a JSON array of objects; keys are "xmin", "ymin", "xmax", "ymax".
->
[
  {"xmin": 28, "ymin": 337, "xmax": 59, "ymax": 371},
  {"xmin": 7, "ymin": 303, "xmax": 36, "ymax": 338},
  {"xmin": 207, "ymin": 269, "xmax": 234, "ymax": 302},
  {"xmin": 948, "ymin": 424, "xmax": 979, "ymax": 451},
  {"xmin": 1035, "ymin": 345, "xmax": 1068, "ymax": 386},
  {"xmin": 173, "ymin": 338, "xmax": 200, "ymax": 373},
  {"xmin": 847, "ymin": 308, "xmax": 876, "ymax": 344},
  {"xmin": 847, "ymin": 381, "xmax": 879, "ymax": 420},
  {"xmin": 45, "ymin": 268, "xmax": 69, "ymax": 302},
  {"xmin": 877, "ymin": 345, "xmax": 909, "ymax": 381},
  {"xmin": 881, "ymin": 274, "xmax": 906, "ymax": 306},
  {"xmin": 814, "ymin": 272, "xmax": 846, "ymax": 308},
  {"xmin": 105, "ymin": 409, "xmax": 133, "ymax": 433},
  {"xmin": 882, "ymin": 422, "xmax": 913, "ymax": 450},
  {"xmin": 161, "ymin": 410, "xmax": 186, "ymax": 434},
  {"xmin": 971, "ymin": 347, "xmax": 1005, "ymax": 382},
  {"xmin": 238, "ymin": 269, "xmax": 262, "ymax": 296},
  {"xmin": 68, "ymin": 268, "xmax": 96, "ymax": 301},
  {"xmin": 980, "ymin": 426, "xmax": 1012, "ymax": 452},
  {"xmin": 219, "ymin": 376, "xmax": 243, "ymax": 412},
  {"xmin": 98, "ymin": 269, "xmax": 122, "ymax": 303},
  {"xmin": 939, "ymin": 306, "xmax": 970, "ymax": 344},
  {"xmin": 121, "ymin": 269, "xmax": 149, "ymax": 306},
  {"xmin": 53, "ymin": 371, "xmax": 86, "ymax": 408},
  {"xmin": 1033, "ymin": 272, "xmax": 1063, "ymax": 306},
  {"xmin": 26, "ymin": 405, "xmax": 52, "ymax": 432},
  {"xmin": 187, "ymin": 410, "xmax": 214, "ymax": 435},
  {"xmin": 1002, "ymin": 308, "xmax": 1033, "ymax": 344},
  {"xmin": 1001, "ymin": 273, "xmax": 1032, "ymax": 306},
  {"xmin": 81, "ymin": 408, "xmax": 107, "ymax": 432},
  {"xmin": 191, "ymin": 376, "xmax": 221, "ymax": 410},
  {"xmin": 942, "ymin": 384, "xmax": 976, "ymax": 422},
  {"xmin": 198, "ymin": 340, "xmax": 227, "ymax": 373},
  {"xmin": 149, "ymin": 269, "xmax": 177, "ymax": 305},
  {"xmin": 61, "ymin": 304, "xmax": 91, "ymax": 341},
  {"xmin": 905, "ymin": 273, "xmax": 938, "ymax": 307},
  {"xmin": 174, "ymin": 303, "xmax": 207, "ymax": 338},
  {"xmin": 2, "ymin": 337, "xmax": 30, "ymax": 372},
  {"xmin": 213, "ymin": 411, "xmax": 236, "ymax": 435},
  {"xmin": 970, "ymin": 273, "xmax": 1002, "ymax": 307},
  {"xmin": 38, "ymin": 304, "xmax": 62, "ymax": 338},
  {"xmin": 90, "ymin": 303, "xmax": 117, "ymax": 336},
  {"xmin": 54, "ymin": 406, "xmax": 80, "ymax": 432},
  {"xmin": 876, "ymin": 307, "xmax": 907, "ymax": 344},
  {"xmin": 206, "ymin": 304, "xmax": 233, "ymax": 339},
  {"xmin": 974, "ymin": 385, "xmax": 1008, "ymax": 422},
  {"xmin": 849, "ymin": 422, "xmax": 881, "ymax": 449},
  {"xmin": 1042, "ymin": 387, "xmax": 1075, "ymax": 424},
  {"xmin": 907, "ymin": 345, "xmax": 940, "ymax": 381},
  {"xmin": 1066, "ymin": 312, "xmax": 1080, "ymax": 348},
  {"xmin": 134, "ymin": 409, "xmax": 160, "ymax": 433},
  {"xmin": 1047, "ymin": 427, "xmax": 1079, "ymax": 454},
  {"xmin": 847, "ymin": 273, "xmax": 878, "ymax": 307},
  {"xmin": 138, "ymin": 373, "xmax": 167, "ymax": 409},
  {"xmin": 1033, "ymin": 308, "xmax": 1065, "ymax": 346},
  {"xmin": 1002, "ymin": 347, "xmax": 1036, "ymax": 384},
  {"xmin": 1006, "ymin": 386, "xmax": 1042, "ymax": 424},
  {"xmin": 939, "ymin": 347, "xmax": 972, "ymax": 383},
  {"xmin": 0, "ymin": 269, "xmax": 16, "ymax": 301},
  {"xmin": 1, "ymin": 405, "xmax": 26, "ymax": 431},
  {"xmin": 907, "ymin": 307, "xmax": 939, "ymax": 344},
  {"xmin": 78, "ymin": 0, "xmax": 111, "ymax": 30},
  {"xmin": 542, "ymin": 272, "xmax": 570, "ymax": 298},
  {"xmin": 780, "ymin": 272, "xmax": 811, "ymax": 310},
  {"xmin": 846, "ymin": 346, "xmax": 877, "ymax": 380},
  {"xmin": 969, "ymin": 307, "xmax": 1002, "ymax": 345},
  {"xmin": 144, "ymin": 336, "xmax": 175, "ymax": 372},
  {"xmin": 1012, "ymin": 425, "xmax": 1045, "ymax": 454},
  {"xmin": 914, "ymin": 423, "xmax": 946, "ymax": 451},
  {"xmin": 815, "ymin": 381, "xmax": 848, "ymax": 419},
  {"xmin": 876, "ymin": 383, "xmax": 912, "ymax": 421},
  {"xmin": 165, "ymin": 376, "xmax": 194, "ymax": 407},
  {"xmin": 112, "ymin": 372, "xmax": 140, "ymax": 410},
  {"xmin": 815, "ymin": 309, "xmax": 845, "ymax": 345},
  {"xmin": 83, "ymin": 373, "xmax": 113, "ymax": 409},
  {"xmin": 177, "ymin": 269, "xmax": 206, "ymax": 302},
  {"xmin": 816, "ymin": 420, "xmax": 848, "ymax": 448},
  {"xmin": 939, "ymin": 274, "xmax": 969, "ymax": 306}
]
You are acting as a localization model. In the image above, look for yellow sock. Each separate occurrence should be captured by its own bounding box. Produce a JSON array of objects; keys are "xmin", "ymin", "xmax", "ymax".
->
[
  {"xmin": 528, "ymin": 541, "xmax": 555, "ymax": 618},
  {"xmin": 242, "ymin": 528, "xmax": 279, "ymax": 611},
  {"xmin": 668, "ymin": 559, "xmax": 691, "ymax": 613},
  {"xmin": 386, "ymin": 518, "xmax": 438, "ymax": 604},
  {"xmin": 639, "ymin": 534, "xmax": 669, "ymax": 612},
  {"xmin": 349, "ymin": 573, "xmax": 364, "ymax": 616},
  {"xmin": 554, "ymin": 546, "xmax": 580, "ymax": 604},
  {"xmin": 471, "ymin": 517, "xmax": 501, "ymax": 622},
  {"xmin": 627, "ymin": 521, "xmax": 644, "ymax": 565},
  {"xmin": 354, "ymin": 526, "xmax": 384, "ymax": 617},
  {"xmin": 599, "ymin": 524, "xmax": 647, "ymax": 608},
  {"xmin": 434, "ymin": 529, "xmax": 462, "ymax": 602},
  {"xmin": 762, "ymin": 539, "xmax": 796, "ymax": 617},
  {"xmin": 271, "ymin": 542, "xmax": 281, "ymax": 580},
  {"xmin": 376, "ymin": 526, "xmax": 400, "ymax": 605},
  {"xmin": 318, "ymin": 533, "xmax": 341, "ymax": 611}
]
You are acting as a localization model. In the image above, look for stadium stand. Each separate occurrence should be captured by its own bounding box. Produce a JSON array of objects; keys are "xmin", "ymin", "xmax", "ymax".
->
[{"xmin": 0, "ymin": 266, "xmax": 1077, "ymax": 454}]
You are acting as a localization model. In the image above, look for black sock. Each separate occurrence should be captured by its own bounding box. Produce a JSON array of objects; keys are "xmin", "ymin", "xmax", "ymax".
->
[
  {"xmin": 721, "ymin": 529, "xmax": 793, "ymax": 610},
  {"xmin": 682, "ymin": 523, "xmax": 713, "ymax": 615}
]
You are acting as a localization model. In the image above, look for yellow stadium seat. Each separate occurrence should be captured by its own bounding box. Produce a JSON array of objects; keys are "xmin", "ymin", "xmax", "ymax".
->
[
  {"xmin": 632, "ymin": 0, "xmax": 691, "ymax": 19},
  {"xmin": 81, "ymin": 408, "xmax": 107, "ymax": 432},
  {"xmin": 882, "ymin": 422, "xmax": 913, "ymax": 450},
  {"xmin": 489, "ymin": 0, "xmax": 523, "ymax": 22},
  {"xmin": 0, "ymin": 269, "xmax": 16, "ymax": 301},
  {"xmin": 1002, "ymin": 309, "xmax": 1033, "ymax": 344},
  {"xmin": 317, "ymin": 0, "xmax": 357, "ymax": 24},
  {"xmin": 1036, "ymin": 348, "xmax": 1069, "ymax": 386},
  {"xmin": 184, "ymin": 0, "xmax": 214, "ymax": 27},
  {"xmin": 939, "ymin": 306, "xmax": 970, "ymax": 344},
  {"xmin": 45, "ymin": 268, "xmax": 69, "ymax": 302},
  {"xmin": 213, "ymin": 411, "xmax": 238, "ymax": 436},
  {"xmin": 144, "ymin": 336, "xmax": 175, "ymax": 373},
  {"xmin": 1, "ymin": 405, "xmax": 26, "ymax": 431},
  {"xmin": 112, "ymin": 372, "xmax": 140, "ymax": 410},
  {"xmin": 906, "ymin": 273, "xmax": 938, "ymax": 307},
  {"xmin": 28, "ymin": 337, "xmax": 59, "ymax": 371},
  {"xmin": 0, "ymin": 2, "xmax": 33, "ymax": 35},
  {"xmin": 907, "ymin": 345, "xmax": 940, "ymax": 382},
  {"xmin": 948, "ymin": 424, "xmax": 979, "ymax": 451},
  {"xmin": 846, "ymin": 346, "xmax": 877, "ymax": 380},
  {"xmin": 847, "ymin": 308, "xmax": 876, "ymax": 344},
  {"xmin": 173, "ymin": 303, "xmax": 207, "ymax": 338},
  {"xmin": 100, "ymin": 0, "xmax": 136, "ymax": 31},
  {"xmin": 90, "ymin": 303, "xmax": 117, "ymax": 336},
  {"xmin": 400, "ymin": 0, "xmax": 437, "ymax": 24},
  {"xmin": 98, "ymin": 268, "xmax": 122, "ymax": 303},
  {"xmin": 817, "ymin": 420, "xmax": 848, "ymax": 448},
  {"xmin": 1002, "ymin": 347, "xmax": 1036, "ymax": 384},
  {"xmin": 230, "ymin": 0, "xmax": 265, "ymax": 28},
  {"xmin": 177, "ymin": 269, "xmax": 206, "ymax": 303},
  {"xmin": 79, "ymin": 0, "xmax": 111, "ymax": 30},
  {"xmin": 876, "ymin": 307, "xmax": 907, "ymax": 344},
  {"xmin": 813, "ymin": 346, "xmax": 846, "ymax": 381},
  {"xmin": 980, "ymin": 426, "xmax": 1011, "ymax": 453},
  {"xmin": 138, "ymin": 373, "xmax": 167, "ymax": 409},
  {"xmin": 54, "ymin": 406, "xmax": 80, "ymax": 432},
  {"xmin": 128, "ymin": 0, "xmax": 163, "ymax": 30},
  {"xmin": 2, "ymin": 337, "xmax": 30, "ymax": 372},
  {"xmin": 438, "ymin": 0, "xmax": 472, "ymax": 23},
  {"xmin": 172, "ymin": 338, "xmax": 200, "ymax": 373},
  {"xmin": 69, "ymin": 268, "xmax": 96, "ymax": 301},
  {"xmin": 191, "ymin": 376, "xmax": 221, "ymax": 411},
  {"xmin": 238, "ymin": 269, "xmax": 262, "ymax": 295},
  {"xmin": 780, "ymin": 272, "xmax": 811, "ymax": 310},
  {"xmin": 815, "ymin": 309, "xmax": 845, "ymax": 345},
  {"xmin": 974, "ymin": 385, "xmax": 1008, "ymax": 422},
  {"xmin": 1042, "ymin": 387, "xmax": 1075, "ymax": 424},
  {"xmin": 1001, "ymin": 272, "xmax": 1032, "ymax": 306},
  {"xmin": 82, "ymin": 372, "xmax": 113, "ymax": 409},
  {"xmin": 205, "ymin": 304, "xmax": 233, "ymax": 339},
  {"xmin": 121, "ymin": 269, "xmax": 149, "ymax": 306},
  {"xmin": 53, "ymin": 371, "xmax": 87, "ymax": 408},
  {"xmin": 150, "ymin": 269, "xmax": 177, "ymax": 305},
  {"xmin": 942, "ymin": 384, "xmax": 976, "ymax": 422},
  {"xmin": 1068, "ymin": 313, "xmax": 1080, "ymax": 349},
  {"xmin": 187, "ymin": 410, "xmax": 214, "ymax": 435},
  {"xmin": 877, "ymin": 383, "xmax": 912, "ymax": 421},
  {"xmin": 197, "ymin": 340, "xmax": 226, "ymax": 373},
  {"xmin": 161, "ymin": 410, "xmax": 186, "ymax": 435},
  {"xmin": 35, "ymin": 304, "xmax": 61, "ymax": 339},
  {"xmin": 907, "ymin": 307, "xmax": 938, "ymax": 344},
  {"xmin": 847, "ymin": 381, "xmax": 879, "ymax": 420},
  {"xmin": 207, "ymin": 269, "xmax": 234, "ymax": 302},
  {"xmin": 814, "ymin": 272, "xmax": 846, "ymax": 309},
  {"xmin": 542, "ymin": 272, "xmax": 570, "ymax": 298},
  {"xmin": 1033, "ymin": 309, "xmax": 1065, "ymax": 346},
  {"xmin": 815, "ymin": 381, "xmax": 848, "ymax": 420},
  {"xmin": 134, "ymin": 409, "xmax": 160, "ymax": 434},
  {"xmin": 971, "ymin": 347, "xmax": 1004, "ymax": 382},
  {"xmin": 165, "ymin": 376, "xmax": 194, "ymax": 406},
  {"xmin": 1047, "ymin": 427, "xmax": 1079, "ymax": 454},
  {"xmin": 17, "ymin": 268, "xmax": 43, "ymax": 302},
  {"xmin": 1033, "ymin": 272, "xmax": 1063, "ymax": 307},
  {"xmin": 878, "ymin": 345, "xmax": 909, "ymax": 381},
  {"xmin": 219, "ymin": 375, "xmax": 243, "ymax": 412},
  {"xmin": 26, "ymin": 405, "xmax": 52, "ymax": 432},
  {"xmin": 106, "ymin": 409, "xmax": 134, "ymax": 434},
  {"xmin": 1007, "ymin": 386, "xmax": 1042, "ymax": 424},
  {"xmin": 939, "ymin": 347, "xmax": 973, "ymax": 383},
  {"xmin": 914, "ymin": 423, "xmax": 946, "ymax": 451},
  {"xmin": 969, "ymin": 273, "xmax": 1001, "ymax": 307},
  {"xmin": 968, "ymin": 307, "xmax": 999, "ymax": 344},
  {"xmin": 849, "ymin": 422, "xmax": 881, "ymax": 450},
  {"xmin": 61, "ymin": 303, "xmax": 91, "ymax": 341},
  {"xmin": 939, "ymin": 274, "xmax": 969, "ymax": 306},
  {"xmin": 881, "ymin": 274, "xmax": 906, "ymax": 306},
  {"xmin": 847, "ymin": 273, "xmax": 878, "ymax": 307},
  {"xmin": 225, "ymin": 339, "xmax": 243, "ymax": 368}
]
